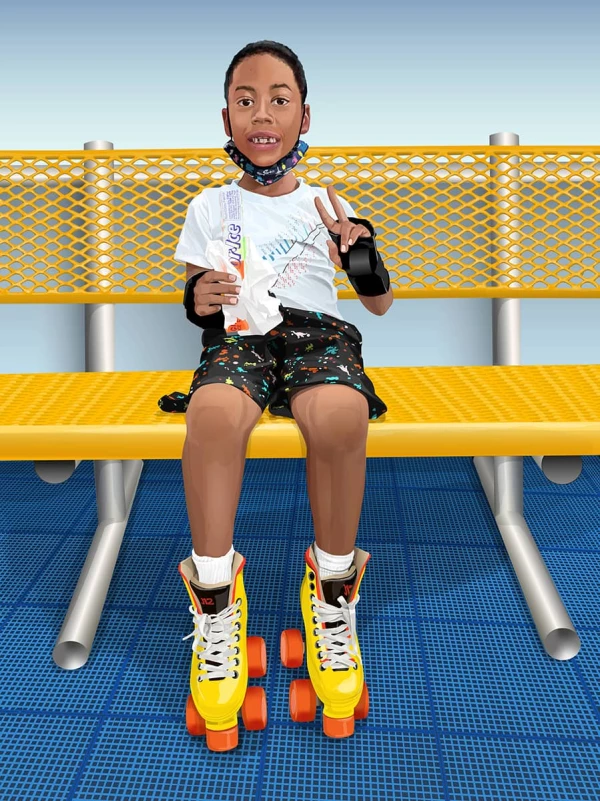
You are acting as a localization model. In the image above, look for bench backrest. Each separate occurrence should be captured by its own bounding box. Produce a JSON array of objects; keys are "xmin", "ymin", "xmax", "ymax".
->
[{"xmin": 2, "ymin": 145, "xmax": 599, "ymax": 304}]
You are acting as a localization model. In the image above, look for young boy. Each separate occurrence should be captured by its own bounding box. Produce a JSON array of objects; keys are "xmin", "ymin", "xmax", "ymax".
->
[{"xmin": 160, "ymin": 40, "xmax": 392, "ymax": 751}]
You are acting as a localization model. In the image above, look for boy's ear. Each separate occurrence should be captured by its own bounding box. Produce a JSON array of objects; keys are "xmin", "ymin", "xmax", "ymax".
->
[
  {"xmin": 301, "ymin": 104, "xmax": 311, "ymax": 135},
  {"xmin": 222, "ymin": 107, "xmax": 231, "ymax": 138}
]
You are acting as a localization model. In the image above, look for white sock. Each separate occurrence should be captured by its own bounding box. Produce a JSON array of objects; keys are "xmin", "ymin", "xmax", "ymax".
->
[
  {"xmin": 192, "ymin": 545, "xmax": 235, "ymax": 586},
  {"xmin": 313, "ymin": 542, "xmax": 354, "ymax": 578}
]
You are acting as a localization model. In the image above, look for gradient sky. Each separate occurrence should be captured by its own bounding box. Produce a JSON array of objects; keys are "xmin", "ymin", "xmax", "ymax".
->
[
  {"xmin": 2, "ymin": 0, "xmax": 599, "ymax": 150},
  {"xmin": 2, "ymin": 0, "xmax": 600, "ymax": 374}
]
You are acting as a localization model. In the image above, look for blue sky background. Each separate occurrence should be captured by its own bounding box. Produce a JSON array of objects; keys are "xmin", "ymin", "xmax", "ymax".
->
[{"xmin": 2, "ymin": 0, "xmax": 600, "ymax": 372}]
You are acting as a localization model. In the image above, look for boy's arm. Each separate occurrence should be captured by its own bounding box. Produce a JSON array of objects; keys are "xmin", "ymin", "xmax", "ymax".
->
[
  {"xmin": 176, "ymin": 198, "xmax": 226, "ymax": 333},
  {"xmin": 186, "ymin": 262, "xmax": 209, "ymax": 281},
  {"xmin": 357, "ymin": 284, "xmax": 394, "ymax": 316},
  {"xmin": 185, "ymin": 262, "xmax": 226, "ymax": 332},
  {"xmin": 335, "ymin": 199, "xmax": 393, "ymax": 317}
]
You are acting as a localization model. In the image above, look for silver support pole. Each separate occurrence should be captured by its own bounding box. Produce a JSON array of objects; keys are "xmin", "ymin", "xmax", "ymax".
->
[
  {"xmin": 492, "ymin": 294, "xmax": 520, "ymax": 366},
  {"xmin": 53, "ymin": 139, "xmax": 144, "ymax": 670},
  {"xmin": 474, "ymin": 455, "xmax": 580, "ymax": 660},
  {"xmin": 532, "ymin": 455, "xmax": 582, "ymax": 485},
  {"xmin": 85, "ymin": 302, "xmax": 115, "ymax": 371},
  {"xmin": 472, "ymin": 132, "xmax": 580, "ymax": 661},
  {"xmin": 52, "ymin": 459, "xmax": 142, "ymax": 670},
  {"xmin": 34, "ymin": 460, "xmax": 82, "ymax": 484}
]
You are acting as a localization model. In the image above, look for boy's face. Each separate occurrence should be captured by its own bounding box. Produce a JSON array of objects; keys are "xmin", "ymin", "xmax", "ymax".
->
[{"xmin": 223, "ymin": 53, "xmax": 310, "ymax": 166}]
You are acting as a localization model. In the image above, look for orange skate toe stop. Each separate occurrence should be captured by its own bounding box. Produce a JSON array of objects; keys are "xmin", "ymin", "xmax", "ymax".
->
[
  {"xmin": 323, "ymin": 714, "xmax": 355, "ymax": 738},
  {"xmin": 206, "ymin": 725, "xmax": 239, "ymax": 752}
]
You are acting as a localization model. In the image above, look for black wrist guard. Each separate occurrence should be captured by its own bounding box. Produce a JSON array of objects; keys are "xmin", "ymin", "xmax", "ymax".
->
[
  {"xmin": 183, "ymin": 270, "xmax": 226, "ymax": 332},
  {"xmin": 329, "ymin": 216, "xmax": 391, "ymax": 297}
]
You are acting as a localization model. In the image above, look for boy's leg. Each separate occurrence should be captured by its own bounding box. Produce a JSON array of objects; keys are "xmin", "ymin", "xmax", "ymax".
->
[
  {"xmin": 285, "ymin": 384, "xmax": 371, "ymax": 738},
  {"xmin": 181, "ymin": 381, "xmax": 269, "ymax": 752},
  {"xmin": 273, "ymin": 308, "xmax": 380, "ymax": 557},
  {"xmin": 182, "ymin": 383, "xmax": 263, "ymax": 558},
  {"xmin": 180, "ymin": 330, "xmax": 278, "ymax": 562},
  {"xmin": 289, "ymin": 383, "xmax": 369, "ymax": 555}
]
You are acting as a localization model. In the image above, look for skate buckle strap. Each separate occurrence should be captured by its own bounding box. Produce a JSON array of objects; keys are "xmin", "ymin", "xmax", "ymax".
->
[
  {"xmin": 182, "ymin": 601, "xmax": 241, "ymax": 681},
  {"xmin": 312, "ymin": 593, "xmax": 361, "ymax": 670}
]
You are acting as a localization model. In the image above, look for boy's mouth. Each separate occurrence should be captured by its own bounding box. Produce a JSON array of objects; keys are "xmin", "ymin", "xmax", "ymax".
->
[{"xmin": 247, "ymin": 132, "xmax": 281, "ymax": 151}]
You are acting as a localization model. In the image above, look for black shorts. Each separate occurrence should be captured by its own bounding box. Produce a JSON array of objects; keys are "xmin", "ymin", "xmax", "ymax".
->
[{"xmin": 158, "ymin": 306, "xmax": 387, "ymax": 420}]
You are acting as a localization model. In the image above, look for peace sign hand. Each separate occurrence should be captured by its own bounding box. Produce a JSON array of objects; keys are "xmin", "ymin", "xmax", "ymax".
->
[{"xmin": 314, "ymin": 186, "xmax": 372, "ymax": 269}]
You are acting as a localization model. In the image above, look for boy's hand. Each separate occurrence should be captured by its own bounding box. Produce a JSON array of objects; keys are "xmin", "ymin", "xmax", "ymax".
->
[
  {"xmin": 194, "ymin": 270, "xmax": 240, "ymax": 316},
  {"xmin": 314, "ymin": 186, "xmax": 372, "ymax": 268}
]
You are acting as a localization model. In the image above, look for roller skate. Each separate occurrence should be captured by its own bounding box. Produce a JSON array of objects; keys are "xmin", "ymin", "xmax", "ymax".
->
[
  {"xmin": 280, "ymin": 544, "xmax": 370, "ymax": 738},
  {"xmin": 179, "ymin": 551, "xmax": 268, "ymax": 751}
]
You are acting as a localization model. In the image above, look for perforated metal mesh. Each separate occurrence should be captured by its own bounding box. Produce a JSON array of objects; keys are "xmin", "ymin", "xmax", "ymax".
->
[
  {"xmin": 2, "ymin": 145, "xmax": 600, "ymax": 302},
  {"xmin": 2, "ymin": 364, "xmax": 600, "ymax": 460},
  {"xmin": 2, "ymin": 457, "xmax": 600, "ymax": 800}
]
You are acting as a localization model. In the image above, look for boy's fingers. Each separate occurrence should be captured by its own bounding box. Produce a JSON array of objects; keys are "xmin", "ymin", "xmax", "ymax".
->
[
  {"xmin": 341, "ymin": 222, "xmax": 355, "ymax": 253},
  {"xmin": 341, "ymin": 223, "xmax": 372, "ymax": 253},
  {"xmin": 208, "ymin": 296, "xmax": 237, "ymax": 306},
  {"xmin": 203, "ymin": 270, "xmax": 236, "ymax": 283},
  {"xmin": 327, "ymin": 239, "xmax": 342, "ymax": 267},
  {"xmin": 197, "ymin": 278, "xmax": 239, "ymax": 294},
  {"xmin": 314, "ymin": 196, "xmax": 338, "ymax": 232},
  {"xmin": 196, "ymin": 305, "xmax": 222, "ymax": 315},
  {"xmin": 327, "ymin": 186, "xmax": 348, "ymax": 222}
]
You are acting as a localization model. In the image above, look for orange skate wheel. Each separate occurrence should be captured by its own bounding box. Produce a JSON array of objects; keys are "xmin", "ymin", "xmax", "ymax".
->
[
  {"xmin": 280, "ymin": 629, "xmax": 304, "ymax": 668},
  {"xmin": 206, "ymin": 725, "xmax": 238, "ymax": 752},
  {"xmin": 323, "ymin": 713, "xmax": 354, "ymax": 738},
  {"xmin": 247, "ymin": 636, "xmax": 267, "ymax": 678},
  {"xmin": 185, "ymin": 693, "xmax": 206, "ymax": 736},
  {"xmin": 354, "ymin": 681, "xmax": 370, "ymax": 720},
  {"xmin": 242, "ymin": 686, "xmax": 268, "ymax": 731},
  {"xmin": 289, "ymin": 679, "xmax": 317, "ymax": 723}
]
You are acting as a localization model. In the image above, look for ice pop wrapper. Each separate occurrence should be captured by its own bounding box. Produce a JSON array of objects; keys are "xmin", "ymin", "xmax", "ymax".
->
[{"xmin": 203, "ymin": 237, "xmax": 283, "ymax": 336}]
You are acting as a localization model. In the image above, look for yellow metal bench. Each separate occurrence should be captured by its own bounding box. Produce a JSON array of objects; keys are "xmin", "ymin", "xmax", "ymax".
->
[{"xmin": 2, "ymin": 137, "xmax": 600, "ymax": 670}]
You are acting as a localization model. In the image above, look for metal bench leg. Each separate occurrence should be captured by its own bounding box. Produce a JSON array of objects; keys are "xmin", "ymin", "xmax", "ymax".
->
[
  {"xmin": 532, "ymin": 455, "xmax": 582, "ymax": 484},
  {"xmin": 473, "ymin": 455, "xmax": 580, "ymax": 660},
  {"xmin": 52, "ymin": 458, "xmax": 143, "ymax": 670}
]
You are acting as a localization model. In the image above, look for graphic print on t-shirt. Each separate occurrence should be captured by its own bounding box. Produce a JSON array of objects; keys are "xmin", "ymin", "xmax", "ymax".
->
[
  {"xmin": 174, "ymin": 176, "xmax": 355, "ymax": 321},
  {"xmin": 257, "ymin": 211, "xmax": 327, "ymax": 292}
]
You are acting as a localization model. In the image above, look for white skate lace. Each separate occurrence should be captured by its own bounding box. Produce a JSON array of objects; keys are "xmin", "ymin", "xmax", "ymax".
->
[
  {"xmin": 311, "ymin": 593, "xmax": 361, "ymax": 670},
  {"xmin": 182, "ymin": 601, "xmax": 241, "ymax": 681}
]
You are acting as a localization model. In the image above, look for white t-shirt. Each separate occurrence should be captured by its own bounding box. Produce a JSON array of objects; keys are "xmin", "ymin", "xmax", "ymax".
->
[{"xmin": 174, "ymin": 175, "xmax": 357, "ymax": 321}]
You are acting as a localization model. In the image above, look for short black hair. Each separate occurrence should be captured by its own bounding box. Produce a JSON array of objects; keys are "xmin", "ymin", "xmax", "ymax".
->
[{"xmin": 224, "ymin": 40, "xmax": 307, "ymax": 106}]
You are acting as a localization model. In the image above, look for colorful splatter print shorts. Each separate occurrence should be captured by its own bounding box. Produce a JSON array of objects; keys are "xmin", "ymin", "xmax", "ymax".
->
[{"xmin": 158, "ymin": 306, "xmax": 388, "ymax": 420}]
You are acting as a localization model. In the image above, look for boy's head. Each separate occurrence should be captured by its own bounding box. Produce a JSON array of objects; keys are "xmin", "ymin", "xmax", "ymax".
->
[{"xmin": 223, "ymin": 41, "xmax": 310, "ymax": 168}]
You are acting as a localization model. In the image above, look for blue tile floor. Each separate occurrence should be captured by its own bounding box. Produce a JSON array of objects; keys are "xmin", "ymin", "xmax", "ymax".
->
[{"xmin": 1, "ymin": 456, "xmax": 600, "ymax": 800}]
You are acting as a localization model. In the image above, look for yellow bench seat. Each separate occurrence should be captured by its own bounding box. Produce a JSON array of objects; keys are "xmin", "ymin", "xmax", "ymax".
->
[{"xmin": 2, "ymin": 364, "xmax": 600, "ymax": 461}]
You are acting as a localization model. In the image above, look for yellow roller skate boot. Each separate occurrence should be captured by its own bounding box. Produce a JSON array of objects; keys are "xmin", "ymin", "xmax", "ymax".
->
[
  {"xmin": 280, "ymin": 544, "xmax": 371, "ymax": 738},
  {"xmin": 179, "ymin": 551, "xmax": 268, "ymax": 752}
]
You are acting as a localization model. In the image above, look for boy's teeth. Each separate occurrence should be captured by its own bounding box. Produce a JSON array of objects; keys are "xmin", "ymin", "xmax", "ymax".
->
[{"xmin": 252, "ymin": 137, "xmax": 277, "ymax": 143}]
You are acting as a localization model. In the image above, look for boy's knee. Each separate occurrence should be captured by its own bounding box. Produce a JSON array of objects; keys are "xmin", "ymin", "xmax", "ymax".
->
[
  {"xmin": 185, "ymin": 383, "xmax": 262, "ymax": 442},
  {"xmin": 297, "ymin": 386, "xmax": 368, "ymax": 449}
]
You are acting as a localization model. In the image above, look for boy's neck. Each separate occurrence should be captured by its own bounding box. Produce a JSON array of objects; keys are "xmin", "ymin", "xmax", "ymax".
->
[{"xmin": 238, "ymin": 171, "xmax": 300, "ymax": 197}]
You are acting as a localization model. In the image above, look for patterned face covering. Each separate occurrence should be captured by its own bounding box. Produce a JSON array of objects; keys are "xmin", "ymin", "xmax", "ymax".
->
[{"xmin": 223, "ymin": 106, "xmax": 309, "ymax": 186}]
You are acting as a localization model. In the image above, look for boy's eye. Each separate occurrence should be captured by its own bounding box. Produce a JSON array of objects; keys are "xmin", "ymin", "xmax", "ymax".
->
[{"xmin": 238, "ymin": 97, "xmax": 289, "ymax": 107}]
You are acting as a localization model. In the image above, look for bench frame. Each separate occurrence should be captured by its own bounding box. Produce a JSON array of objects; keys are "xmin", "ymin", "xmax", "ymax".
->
[
  {"xmin": 474, "ymin": 296, "xmax": 580, "ymax": 662},
  {"xmin": 24, "ymin": 134, "xmax": 582, "ymax": 668}
]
